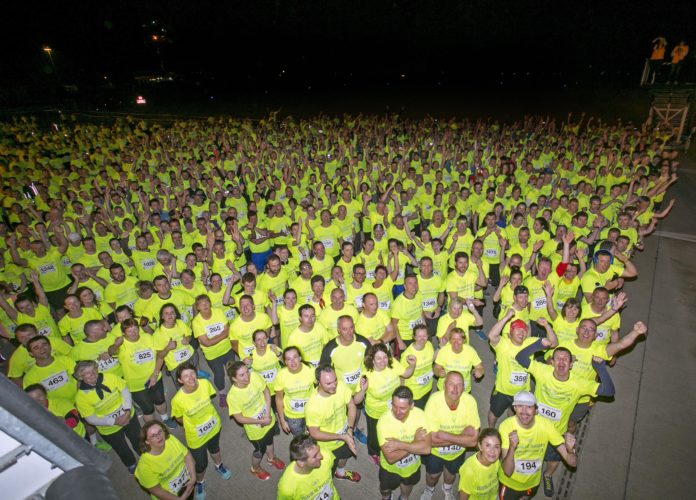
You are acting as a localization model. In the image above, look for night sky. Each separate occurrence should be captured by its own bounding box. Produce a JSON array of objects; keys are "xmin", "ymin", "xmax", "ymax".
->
[{"xmin": 2, "ymin": 0, "xmax": 694, "ymax": 93}]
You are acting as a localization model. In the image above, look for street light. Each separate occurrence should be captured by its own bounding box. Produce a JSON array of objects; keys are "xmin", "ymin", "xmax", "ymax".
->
[{"xmin": 42, "ymin": 46, "xmax": 56, "ymax": 73}]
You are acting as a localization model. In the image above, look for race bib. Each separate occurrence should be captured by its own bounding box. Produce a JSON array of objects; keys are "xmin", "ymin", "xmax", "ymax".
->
[
  {"xmin": 437, "ymin": 444, "xmax": 462, "ymax": 455},
  {"xmin": 259, "ymin": 368, "xmax": 277, "ymax": 383},
  {"xmin": 205, "ymin": 323, "xmax": 224, "ymax": 339},
  {"xmin": 422, "ymin": 297, "xmax": 436, "ymax": 310},
  {"xmin": 254, "ymin": 407, "xmax": 268, "ymax": 425},
  {"xmin": 395, "ymin": 453, "xmax": 417, "ymax": 468},
  {"xmin": 37, "ymin": 326, "xmax": 52, "ymax": 337},
  {"xmin": 170, "ymin": 279, "xmax": 182, "ymax": 288},
  {"xmin": 108, "ymin": 406, "xmax": 126, "ymax": 420},
  {"xmin": 509, "ymin": 372, "xmax": 528, "ymax": 386},
  {"xmin": 97, "ymin": 356, "xmax": 119, "ymax": 372},
  {"xmin": 141, "ymin": 259, "xmax": 156, "ymax": 269},
  {"xmin": 309, "ymin": 360, "xmax": 320, "ymax": 368},
  {"xmin": 173, "ymin": 348, "xmax": 192, "ymax": 364},
  {"xmin": 366, "ymin": 270, "xmax": 376, "ymax": 280},
  {"xmin": 168, "ymin": 467, "xmax": 190, "ymax": 495},
  {"xmin": 42, "ymin": 371, "xmax": 69, "ymax": 391},
  {"xmin": 289, "ymin": 399, "xmax": 307, "ymax": 412},
  {"xmin": 409, "ymin": 318, "xmax": 424, "ymax": 330},
  {"xmin": 195, "ymin": 416, "xmax": 217, "ymax": 438},
  {"xmin": 416, "ymin": 371, "xmax": 433, "ymax": 386},
  {"xmin": 222, "ymin": 274, "xmax": 235, "ymax": 285},
  {"xmin": 39, "ymin": 263, "xmax": 57, "ymax": 274},
  {"xmin": 537, "ymin": 403, "xmax": 561, "ymax": 421},
  {"xmin": 321, "ymin": 239, "xmax": 334, "ymax": 249},
  {"xmin": 125, "ymin": 299, "xmax": 137, "ymax": 310},
  {"xmin": 533, "ymin": 297, "xmax": 547, "ymax": 310},
  {"xmin": 354, "ymin": 295, "xmax": 364, "ymax": 309},
  {"xmin": 134, "ymin": 349, "xmax": 154, "ymax": 364},
  {"xmin": 515, "ymin": 459, "xmax": 541, "ymax": 475},
  {"xmin": 378, "ymin": 300, "xmax": 390, "ymax": 310},
  {"xmin": 596, "ymin": 328, "xmax": 608, "ymax": 341},
  {"xmin": 224, "ymin": 308, "xmax": 236, "ymax": 321},
  {"xmin": 243, "ymin": 345, "xmax": 254, "ymax": 356},
  {"xmin": 312, "ymin": 482, "xmax": 334, "ymax": 500},
  {"xmin": 343, "ymin": 369, "xmax": 361, "ymax": 385},
  {"xmin": 485, "ymin": 248, "xmax": 498, "ymax": 257}
]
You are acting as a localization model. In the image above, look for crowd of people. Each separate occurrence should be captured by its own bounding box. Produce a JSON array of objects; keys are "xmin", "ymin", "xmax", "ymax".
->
[{"xmin": 0, "ymin": 111, "xmax": 679, "ymax": 499}]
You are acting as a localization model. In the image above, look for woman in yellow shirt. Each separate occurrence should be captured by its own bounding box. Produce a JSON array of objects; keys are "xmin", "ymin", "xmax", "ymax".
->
[
  {"xmin": 134, "ymin": 420, "xmax": 196, "ymax": 500},
  {"xmin": 458, "ymin": 428, "xmax": 502, "ymax": 500},
  {"xmin": 227, "ymin": 361, "xmax": 286, "ymax": 481},
  {"xmin": 274, "ymin": 346, "xmax": 315, "ymax": 437},
  {"xmin": 357, "ymin": 342, "xmax": 415, "ymax": 463}
]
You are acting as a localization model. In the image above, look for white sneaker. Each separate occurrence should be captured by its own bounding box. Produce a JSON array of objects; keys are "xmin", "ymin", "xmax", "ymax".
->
[
  {"xmin": 420, "ymin": 488, "xmax": 434, "ymax": 500},
  {"xmin": 442, "ymin": 485, "xmax": 455, "ymax": 500}
]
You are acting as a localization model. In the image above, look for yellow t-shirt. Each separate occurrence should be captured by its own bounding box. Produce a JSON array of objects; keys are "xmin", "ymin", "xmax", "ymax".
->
[
  {"xmin": 116, "ymin": 333, "xmax": 161, "ymax": 392},
  {"xmin": 192, "ymin": 309, "xmax": 231, "ymax": 360},
  {"xmin": 434, "ymin": 343, "xmax": 482, "ymax": 391},
  {"xmin": 227, "ymin": 372, "xmax": 275, "ymax": 441},
  {"xmin": 277, "ymin": 454, "xmax": 337, "ymax": 500},
  {"xmin": 377, "ymin": 407, "xmax": 431, "ymax": 477},
  {"xmin": 8, "ymin": 336, "xmax": 71, "ymax": 378},
  {"xmin": 399, "ymin": 342, "xmax": 434, "ymax": 400},
  {"xmin": 499, "ymin": 416, "xmax": 564, "ymax": 491},
  {"xmin": 275, "ymin": 364, "xmax": 316, "ymax": 419},
  {"xmin": 390, "ymin": 292, "xmax": 424, "ymax": 341},
  {"xmin": 287, "ymin": 324, "xmax": 330, "ymax": 367},
  {"xmin": 305, "ymin": 382, "xmax": 353, "ymax": 451},
  {"xmin": 364, "ymin": 364, "xmax": 406, "ymax": 419},
  {"xmin": 230, "ymin": 312, "xmax": 273, "ymax": 358},
  {"xmin": 458, "ymin": 453, "xmax": 501, "ymax": 500},
  {"xmin": 171, "ymin": 379, "xmax": 221, "ymax": 449},
  {"xmin": 58, "ymin": 307, "xmax": 104, "ymax": 344},
  {"xmin": 153, "ymin": 320, "xmax": 195, "ymax": 371},
  {"xmin": 27, "ymin": 247, "xmax": 70, "ymax": 292},
  {"xmin": 425, "ymin": 390, "xmax": 480, "ymax": 460},
  {"xmin": 75, "ymin": 372, "xmax": 133, "ymax": 435},
  {"xmin": 69, "ymin": 333, "xmax": 122, "ymax": 377},
  {"xmin": 23, "ymin": 355, "xmax": 77, "ymax": 402},
  {"xmin": 355, "ymin": 310, "xmax": 390, "ymax": 342},
  {"xmin": 492, "ymin": 336, "xmax": 537, "ymax": 396},
  {"xmin": 250, "ymin": 346, "xmax": 281, "ymax": 392},
  {"xmin": 135, "ymin": 435, "xmax": 191, "ymax": 498}
]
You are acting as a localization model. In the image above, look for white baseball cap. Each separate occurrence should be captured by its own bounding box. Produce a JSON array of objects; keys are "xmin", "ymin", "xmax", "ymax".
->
[{"xmin": 513, "ymin": 391, "xmax": 536, "ymax": 406}]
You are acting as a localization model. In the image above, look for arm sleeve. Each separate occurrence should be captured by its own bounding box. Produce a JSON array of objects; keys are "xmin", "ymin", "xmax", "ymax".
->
[
  {"xmin": 121, "ymin": 386, "xmax": 133, "ymax": 410},
  {"xmin": 515, "ymin": 339, "xmax": 545, "ymax": 369},
  {"xmin": 592, "ymin": 360, "xmax": 615, "ymax": 397}
]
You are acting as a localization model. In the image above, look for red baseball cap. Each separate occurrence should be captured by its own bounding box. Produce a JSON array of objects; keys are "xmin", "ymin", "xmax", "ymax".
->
[{"xmin": 510, "ymin": 319, "xmax": 528, "ymax": 331}]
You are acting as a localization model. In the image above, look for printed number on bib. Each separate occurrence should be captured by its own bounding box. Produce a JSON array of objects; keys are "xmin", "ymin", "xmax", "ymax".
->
[
  {"xmin": 260, "ymin": 369, "xmax": 277, "ymax": 383},
  {"xmin": 485, "ymin": 248, "xmax": 498, "ymax": 257},
  {"xmin": 378, "ymin": 300, "xmax": 390, "ymax": 310},
  {"xmin": 168, "ymin": 467, "xmax": 191, "ymax": 494},
  {"xmin": 42, "ymin": 371, "xmax": 68, "ymax": 390},
  {"xmin": 509, "ymin": 372, "xmax": 528, "ymax": 385},
  {"xmin": 416, "ymin": 371, "xmax": 433, "ymax": 386},
  {"xmin": 537, "ymin": 403, "xmax": 561, "ymax": 421},
  {"xmin": 533, "ymin": 297, "xmax": 547, "ymax": 310},
  {"xmin": 438, "ymin": 444, "xmax": 462, "ymax": 455},
  {"xmin": 173, "ymin": 348, "xmax": 192, "ymax": 364},
  {"xmin": 409, "ymin": 318, "xmax": 424, "ymax": 329},
  {"xmin": 205, "ymin": 323, "xmax": 224, "ymax": 338},
  {"xmin": 97, "ymin": 357, "xmax": 119, "ymax": 372},
  {"xmin": 422, "ymin": 298, "xmax": 436, "ymax": 310},
  {"xmin": 196, "ymin": 416, "xmax": 217, "ymax": 437},
  {"xmin": 141, "ymin": 259, "xmax": 156, "ymax": 269},
  {"xmin": 515, "ymin": 459, "xmax": 541, "ymax": 474},
  {"xmin": 290, "ymin": 399, "xmax": 307, "ymax": 412},
  {"xmin": 595, "ymin": 329, "xmax": 608, "ymax": 341},
  {"xmin": 134, "ymin": 349, "xmax": 154, "ymax": 364},
  {"xmin": 37, "ymin": 326, "xmax": 51, "ymax": 337},
  {"xmin": 395, "ymin": 454, "xmax": 417, "ymax": 468},
  {"xmin": 39, "ymin": 263, "xmax": 57, "ymax": 274},
  {"xmin": 343, "ymin": 369, "xmax": 361, "ymax": 385}
]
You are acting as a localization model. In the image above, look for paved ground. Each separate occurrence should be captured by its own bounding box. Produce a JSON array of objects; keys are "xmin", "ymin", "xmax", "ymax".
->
[{"xmin": 104, "ymin": 154, "xmax": 695, "ymax": 500}]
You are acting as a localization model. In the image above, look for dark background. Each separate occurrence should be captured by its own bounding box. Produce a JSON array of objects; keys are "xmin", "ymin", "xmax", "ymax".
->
[{"xmin": 1, "ymin": 0, "xmax": 694, "ymax": 115}]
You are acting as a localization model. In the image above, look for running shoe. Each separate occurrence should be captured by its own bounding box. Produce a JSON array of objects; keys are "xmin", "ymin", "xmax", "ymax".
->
[
  {"xmin": 250, "ymin": 467, "xmax": 271, "ymax": 480},
  {"xmin": 194, "ymin": 482, "xmax": 205, "ymax": 500},
  {"xmin": 215, "ymin": 463, "xmax": 232, "ymax": 480},
  {"xmin": 543, "ymin": 475, "xmax": 554, "ymax": 497},
  {"xmin": 420, "ymin": 487, "xmax": 434, "ymax": 500},
  {"xmin": 442, "ymin": 485, "xmax": 455, "ymax": 500},
  {"xmin": 353, "ymin": 427, "xmax": 368, "ymax": 445},
  {"xmin": 267, "ymin": 457, "xmax": 286, "ymax": 470},
  {"xmin": 162, "ymin": 417, "xmax": 178, "ymax": 429},
  {"xmin": 334, "ymin": 470, "xmax": 361, "ymax": 482}
]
